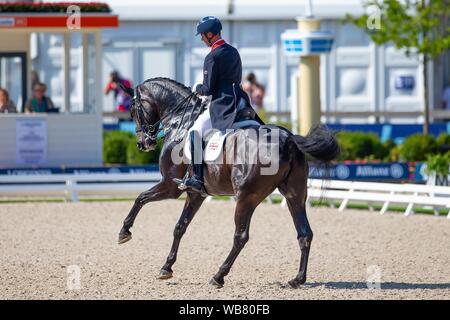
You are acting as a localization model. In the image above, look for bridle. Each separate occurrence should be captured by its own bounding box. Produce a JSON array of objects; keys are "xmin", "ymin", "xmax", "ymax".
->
[{"xmin": 131, "ymin": 90, "xmax": 199, "ymax": 143}]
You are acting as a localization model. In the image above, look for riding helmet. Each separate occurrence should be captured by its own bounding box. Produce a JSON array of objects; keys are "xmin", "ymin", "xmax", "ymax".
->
[{"xmin": 196, "ymin": 16, "xmax": 222, "ymax": 36}]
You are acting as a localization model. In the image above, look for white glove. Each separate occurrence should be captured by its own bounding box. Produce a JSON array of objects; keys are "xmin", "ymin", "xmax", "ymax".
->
[{"xmin": 200, "ymin": 95, "xmax": 211, "ymax": 105}]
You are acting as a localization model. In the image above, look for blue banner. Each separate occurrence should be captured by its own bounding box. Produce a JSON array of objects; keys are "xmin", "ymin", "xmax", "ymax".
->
[
  {"xmin": 0, "ymin": 165, "xmax": 159, "ymax": 176},
  {"xmin": 309, "ymin": 162, "xmax": 410, "ymax": 181},
  {"xmin": 1, "ymin": 163, "xmax": 411, "ymax": 182}
]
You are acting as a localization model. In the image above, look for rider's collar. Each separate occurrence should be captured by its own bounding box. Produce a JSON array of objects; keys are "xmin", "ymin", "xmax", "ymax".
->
[{"xmin": 211, "ymin": 39, "xmax": 225, "ymax": 51}]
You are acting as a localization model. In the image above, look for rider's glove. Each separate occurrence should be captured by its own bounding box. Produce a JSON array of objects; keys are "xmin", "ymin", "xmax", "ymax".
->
[{"xmin": 192, "ymin": 82, "xmax": 202, "ymax": 94}]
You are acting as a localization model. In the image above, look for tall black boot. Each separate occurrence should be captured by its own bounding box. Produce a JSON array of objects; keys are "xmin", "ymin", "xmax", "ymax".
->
[{"xmin": 181, "ymin": 131, "xmax": 207, "ymax": 196}]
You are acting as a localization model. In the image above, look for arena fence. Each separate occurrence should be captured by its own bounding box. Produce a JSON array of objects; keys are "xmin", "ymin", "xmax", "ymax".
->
[
  {"xmin": 0, "ymin": 173, "xmax": 160, "ymax": 202},
  {"xmin": 270, "ymin": 180, "xmax": 450, "ymax": 217},
  {"xmin": 1, "ymin": 173, "xmax": 449, "ymax": 218}
]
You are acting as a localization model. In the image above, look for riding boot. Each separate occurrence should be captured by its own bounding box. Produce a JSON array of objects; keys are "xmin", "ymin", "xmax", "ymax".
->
[
  {"xmin": 184, "ymin": 131, "xmax": 205, "ymax": 193},
  {"xmin": 182, "ymin": 131, "xmax": 207, "ymax": 196}
]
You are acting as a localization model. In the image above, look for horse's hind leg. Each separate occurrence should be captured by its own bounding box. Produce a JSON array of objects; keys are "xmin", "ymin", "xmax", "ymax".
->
[
  {"xmin": 159, "ymin": 191, "xmax": 206, "ymax": 279},
  {"xmin": 118, "ymin": 180, "xmax": 182, "ymax": 244},
  {"xmin": 210, "ymin": 197, "xmax": 259, "ymax": 288},
  {"xmin": 278, "ymin": 161, "xmax": 312, "ymax": 288}
]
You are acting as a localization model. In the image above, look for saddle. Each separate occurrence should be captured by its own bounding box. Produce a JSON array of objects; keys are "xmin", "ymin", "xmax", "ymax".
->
[
  {"xmin": 184, "ymin": 97, "xmax": 262, "ymax": 162},
  {"xmin": 235, "ymin": 97, "xmax": 259, "ymax": 123}
]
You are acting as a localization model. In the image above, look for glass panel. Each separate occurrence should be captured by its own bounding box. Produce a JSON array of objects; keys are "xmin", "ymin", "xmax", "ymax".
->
[
  {"xmin": 102, "ymin": 48, "xmax": 134, "ymax": 112},
  {"xmin": 140, "ymin": 47, "xmax": 176, "ymax": 81},
  {"xmin": 0, "ymin": 56, "xmax": 23, "ymax": 112},
  {"xmin": 32, "ymin": 33, "xmax": 64, "ymax": 113},
  {"xmin": 70, "ymin": 33, "xmax": 82, "ymax": 113}
]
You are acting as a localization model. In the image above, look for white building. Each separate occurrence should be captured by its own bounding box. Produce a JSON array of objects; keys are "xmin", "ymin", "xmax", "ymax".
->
[{"xmin": 31, "ymin": 0, "xmax": 449, "ymax": 124}]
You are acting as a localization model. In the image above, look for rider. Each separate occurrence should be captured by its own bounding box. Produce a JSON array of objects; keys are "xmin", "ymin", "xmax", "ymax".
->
[{"xmin": 175, "ymin": 16, "xmax": 255, "ymax": 195}]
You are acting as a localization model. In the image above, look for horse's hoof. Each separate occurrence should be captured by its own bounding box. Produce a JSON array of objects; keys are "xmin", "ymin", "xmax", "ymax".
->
[
  {"xmin": 118, "ymin": 231, "xmax": 132, "ymax": 245},
  {"xmin": 209, "ymin": 277, "xmax": 224, "ymax": 288},
  {"xmin": 288, "ymin": 278, "xmax": 305, "ymax": 289},
  {"xmin": 158, "ymin": 269, "xmax": 173, "ymax": 280}
]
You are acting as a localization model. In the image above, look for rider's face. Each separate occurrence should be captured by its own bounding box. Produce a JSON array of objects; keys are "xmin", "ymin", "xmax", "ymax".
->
[{"xmin": 201, "ymin": 32, "xmax": 213, "ymax": 47}]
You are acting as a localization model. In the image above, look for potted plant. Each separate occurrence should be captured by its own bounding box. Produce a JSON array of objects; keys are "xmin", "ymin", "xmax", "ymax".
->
[{"xmin": 424, "ymin": 152, "xmax": 450, "ymax": 186}]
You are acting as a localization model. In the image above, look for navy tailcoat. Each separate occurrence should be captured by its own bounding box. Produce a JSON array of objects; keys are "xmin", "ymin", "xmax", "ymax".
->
[{"xmin": 195, "ymin": 41, "xmax": 253, "ymax": 131}]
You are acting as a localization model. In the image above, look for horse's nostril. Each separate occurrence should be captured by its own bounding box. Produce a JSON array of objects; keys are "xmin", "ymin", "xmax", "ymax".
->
[{"xmin": 137, "ymin": 142, "xmax": 143, "ymax": 149}]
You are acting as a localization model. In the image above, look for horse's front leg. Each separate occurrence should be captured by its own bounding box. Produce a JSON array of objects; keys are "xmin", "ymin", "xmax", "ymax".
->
[
  {"xmin": 118, "ymin": 180, "xmax": 182, "ymax": 244},
  {"xmin": 210, "ymin": 198, "xmax": 258, "ymax": 288},
  {"xmin": 159, "ymin": 191, "xmax": 206, "ymax": 279}
]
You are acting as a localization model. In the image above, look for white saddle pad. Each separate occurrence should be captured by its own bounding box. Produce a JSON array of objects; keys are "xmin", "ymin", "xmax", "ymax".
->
[{"xmin": 184, "ymin": 130, "xmax": 234, "ymax": 162}]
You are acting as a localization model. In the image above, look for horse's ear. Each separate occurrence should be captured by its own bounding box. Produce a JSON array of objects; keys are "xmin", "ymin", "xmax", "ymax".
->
[{"xmin": 118, "ymin": 82, "xmax": 135, "ymax": 97}]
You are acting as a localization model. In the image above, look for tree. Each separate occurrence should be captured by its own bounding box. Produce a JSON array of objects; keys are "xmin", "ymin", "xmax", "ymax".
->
[{"xmin": 345, "ymin": 0, "xmax": 450, "ymax": 134}]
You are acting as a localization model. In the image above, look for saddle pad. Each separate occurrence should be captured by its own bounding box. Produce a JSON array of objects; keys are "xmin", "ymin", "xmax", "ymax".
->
[{"xmin": 184, "ymin": 130, "xmax": 234, "ymax": 162}]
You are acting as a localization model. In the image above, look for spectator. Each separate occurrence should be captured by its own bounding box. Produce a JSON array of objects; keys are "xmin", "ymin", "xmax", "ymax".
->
[
  {"xmin": 31, "ymin": 70, "xmax": 41, "ymax": 91},
  {"xmin": 441, "ymin": 78, "xmax": 450, "ymax": 110},
  {"xmin": 242, "ymin": 72, "xmax": 265, "ymax": 111},
  {"xmin": 105, "ymin": 71, "xmax": 133, "ymax": 112},
  {"xmin": 242, "ymin": 72, "xmax": 257, "ymax": 96},
  {"xmin": 252, "ymin": 83, "xmax": 265, "ymax": 111},
  {"xmin": 24, "ymin": 83, "xmax": 56, "ymax": 113},
  {"xmin": 0, "ymin": 88, "xmax": 17, "ymax": 113}
]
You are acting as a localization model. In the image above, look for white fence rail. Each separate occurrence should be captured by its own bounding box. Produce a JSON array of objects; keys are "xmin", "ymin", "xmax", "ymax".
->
[
  {"xmin": 1, "ymin": 173, "xmax": 449, "ymax": 218},
  {"xmin": 271, "ymin": 179, "xmax": 450, "ymax": 218},
  {"xmin": 0, "ymin": 173, "xmax": 161, "ymax": 202}
]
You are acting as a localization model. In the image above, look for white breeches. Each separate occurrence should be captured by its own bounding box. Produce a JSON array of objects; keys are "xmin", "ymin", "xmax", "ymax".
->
[{"xmin": 188, "ymin": 107, "xmax": 212, "ymax": 138}]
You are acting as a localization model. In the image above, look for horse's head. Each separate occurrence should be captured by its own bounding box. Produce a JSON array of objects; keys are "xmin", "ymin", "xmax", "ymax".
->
[
  {"xmin": 123, "ymin": 78, "xmax": 201, "ymax": 152},
  {"xmin": 126, "ymin": 84, "xmax": 161, "ymax": 152}
]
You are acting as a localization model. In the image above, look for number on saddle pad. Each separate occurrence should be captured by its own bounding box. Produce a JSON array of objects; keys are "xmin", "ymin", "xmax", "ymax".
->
[{"xmin": 184, "ymin": 130, "xmax": 233, "ymax": 162}]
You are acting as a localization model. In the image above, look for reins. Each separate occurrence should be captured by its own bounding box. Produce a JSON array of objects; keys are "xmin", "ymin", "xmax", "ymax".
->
[{"xmin": 132, "ymin": 91, "xmax": 199, "ymax": 142}]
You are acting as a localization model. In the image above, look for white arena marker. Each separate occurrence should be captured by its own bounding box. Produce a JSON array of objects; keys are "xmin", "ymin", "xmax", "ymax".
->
[{"xmin": 67, "ymin": 265, "xmax": 81, "ymax": 291}]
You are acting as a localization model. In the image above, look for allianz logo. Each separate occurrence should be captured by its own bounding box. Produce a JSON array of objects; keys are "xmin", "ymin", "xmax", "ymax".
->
[{"xmin": 355, "ymin": 164, "xmax": 404, "ymax": 178}]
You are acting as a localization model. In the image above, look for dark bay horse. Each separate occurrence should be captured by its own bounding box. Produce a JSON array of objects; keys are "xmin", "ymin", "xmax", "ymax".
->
[{"xmin": 118, "ymin": 77, "xmax": 339, "ymax": 288}]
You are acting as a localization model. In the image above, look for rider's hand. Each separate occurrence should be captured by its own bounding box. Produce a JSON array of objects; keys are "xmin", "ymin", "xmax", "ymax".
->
[
  {"xmin": 192, "ymin": 82, "xmax": 202, "ymax": 94},
  {"xmin": 199, "ymin": 95, "xmax": 211, "ymax": 105}
]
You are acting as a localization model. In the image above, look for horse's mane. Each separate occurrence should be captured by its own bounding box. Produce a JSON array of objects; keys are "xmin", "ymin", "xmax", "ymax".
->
[
  {"xmin": 143, "ymin": 77, "xmax": 192, "ymax": 97},
  {"xmin": 139, "ymin": 77, "xmax": 203, "ymax": 143}
]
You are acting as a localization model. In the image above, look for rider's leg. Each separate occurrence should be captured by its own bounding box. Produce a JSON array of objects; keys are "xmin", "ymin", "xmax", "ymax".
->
[
  {"xmin": 190, "ymin": 106, "xmax": 212, "ymax": 137},
  {"xmin": 174, "ymin": 107, "xmax": 210, "ymax": 194},
  {"xmin": 184, "ymin": 130, "xmax": 207, "ymax": 195}
]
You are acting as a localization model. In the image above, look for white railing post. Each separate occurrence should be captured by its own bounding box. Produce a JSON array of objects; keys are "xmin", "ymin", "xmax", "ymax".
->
[
  {"xmin": 404, "ymin": 192, "xmax": 418, "ymax": 216},
  {"xmin": 66, "ymin": 179, "xmax": 79, "ymax": 202},
  {"xmin": 338, "ymin": 187, "xmax": 353, "ymax": 212},
  {"xmin": 380, "ymin": 191, "xmax": 395, "ymax": 215}
]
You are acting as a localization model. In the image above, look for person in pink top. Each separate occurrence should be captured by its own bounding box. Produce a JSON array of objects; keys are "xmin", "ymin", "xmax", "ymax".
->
[{"xmin": 105, "ymin": 71, "xmax": 133, "ymax": 112}]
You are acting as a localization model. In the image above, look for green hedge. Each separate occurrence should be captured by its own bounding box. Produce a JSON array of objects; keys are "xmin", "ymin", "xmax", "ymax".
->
[
  {"xmin": 126, "ymin": 138, "xmax": 163, "ymax": 165},
  {"xmin": 334, "ymin": 131, "xmax": 448, "ymax": 162},
  {"xmin": 399, "ymin": 134, "xmax": 437, "ymax": 161},
  {"xmin": 103, "ymin": 131, "xmax": 133, "ymax": 164},
  {"xmin": 436, "ymin": 133, "xmax": 450, "ymax": 150},
  {"xmin": 103, "ymin": 131, "xmax": 162, "ymax": 165},
  {"xmin": 104, "ymin": 129, "xmax": 447, "ymax": 163},
  {"xmin": 336, "ymin": 131, "xmax": 392, "ymax": 161}
]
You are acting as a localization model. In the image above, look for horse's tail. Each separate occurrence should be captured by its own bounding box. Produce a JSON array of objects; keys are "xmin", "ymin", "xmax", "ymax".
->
[{"xmin": 288, "ymin": 125, "xmax": 340, "ymax": 163}]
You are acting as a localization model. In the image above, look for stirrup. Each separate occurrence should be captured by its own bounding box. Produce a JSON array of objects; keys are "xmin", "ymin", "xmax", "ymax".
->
[
  {"xmin": 185, "ymin": 179, "xmax": 208, "ymax": 197},
  {"xmin": 174, "ymin": 175, "xmax": 208, "ymax": 197},
  {"xmin": 173, "ymin": 171, "xmax": 190, "ymax": 191}
]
